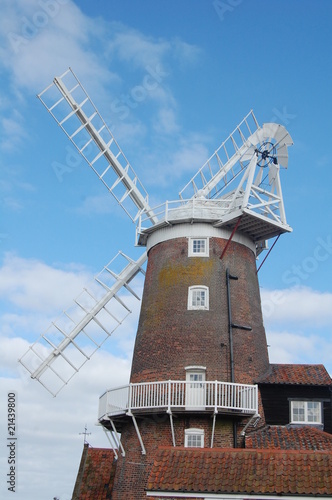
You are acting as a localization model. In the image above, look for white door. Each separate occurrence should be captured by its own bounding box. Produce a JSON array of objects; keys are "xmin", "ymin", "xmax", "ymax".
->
[{"xmin": 185, "ymin": 371, "xmax": 206, "ymax": 410}]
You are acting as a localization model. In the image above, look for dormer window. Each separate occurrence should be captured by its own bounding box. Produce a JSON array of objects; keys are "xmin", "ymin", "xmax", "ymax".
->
[
  {"xmin": 188, "ymin": 238, "xmax": 209, "ymax": 257},
  {"xmin": 290, "ymin": 400, "xmax": 322, "ymax": 424}
]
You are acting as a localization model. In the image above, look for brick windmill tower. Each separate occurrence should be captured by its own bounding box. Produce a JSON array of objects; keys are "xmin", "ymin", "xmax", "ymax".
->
[{"xmin": 20, "ymin": 70, "xmax": 296, "ymax": 499}]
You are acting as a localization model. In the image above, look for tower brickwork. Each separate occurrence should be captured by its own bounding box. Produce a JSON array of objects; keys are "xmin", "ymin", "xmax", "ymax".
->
[{"xmin": 131, "ymin": 226, "xmax": 269, "ymax": 385}]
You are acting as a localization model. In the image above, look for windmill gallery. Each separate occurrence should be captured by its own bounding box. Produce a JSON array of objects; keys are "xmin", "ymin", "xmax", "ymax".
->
[{"xmin": 20, "ymin": 69, "xmax": 332, "ymax": 499}]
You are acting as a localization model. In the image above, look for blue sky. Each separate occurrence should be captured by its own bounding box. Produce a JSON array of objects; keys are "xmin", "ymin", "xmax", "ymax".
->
[{"xmin": 0, "ymin": 0, "xmax": 331, "ymax": 498}]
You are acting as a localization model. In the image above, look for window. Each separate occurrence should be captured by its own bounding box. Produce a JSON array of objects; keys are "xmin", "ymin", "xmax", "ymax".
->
[
  {"xmin": 290, "ymin": 401, "xmax": 322, "ymax": 424},
  {"xmin": 185, "ymin": 428, "xmax": 204, "ymax": 448},
  {"xmin": 189, "ymin": 238, "xmax": 209, "ymax": 257},
  {"xmin": 188, "ymin": 286, "xmax": 209, "ymax": 310}
]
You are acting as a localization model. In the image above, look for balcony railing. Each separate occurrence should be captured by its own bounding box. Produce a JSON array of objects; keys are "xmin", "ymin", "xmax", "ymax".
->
[
  {"xmin": 98, "ymin": 380, "xmax": 258, "ymax": 420},
  {"xmin": 135, "ymin": 198, "xmax": 234, "ymax": 245}
]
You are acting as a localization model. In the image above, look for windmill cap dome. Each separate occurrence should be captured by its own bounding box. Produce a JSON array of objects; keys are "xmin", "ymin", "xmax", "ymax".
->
[{"xmin": 143, "ymin": 221, "xmax": 256, "ymax": 255}]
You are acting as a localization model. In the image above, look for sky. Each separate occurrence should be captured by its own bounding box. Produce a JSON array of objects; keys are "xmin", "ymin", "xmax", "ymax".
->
[{"xmin": 0, "ymin": 0, "xmax": 331, "ymax": 498}]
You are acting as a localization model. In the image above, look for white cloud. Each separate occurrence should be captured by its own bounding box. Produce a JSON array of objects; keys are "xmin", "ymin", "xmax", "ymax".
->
[
  {"xmin": 2, "ymin": 197, "xmax": 24, "ymax": 212},
  {"xmin": 0, "ymin": 1, "xmax": 110, "ymax": 90},
  {"xmin": 144, "ymin": 132, "xmax": 211, "ymax": 188},
  {"xmin": 0, "ymin": 2, "xmax": 201, "ymax": 108},
  {"xmin": 75, "ymin": 192, "xmax": 118, "ymax": 215},
  {"xmin": 0, "ymin": 253, "xmax": 92, "ymax": 313},
  {"xmin": 172, "ymin": 37, "xmax": 202, "ymax": 65},
  {"xmin": 261, "ymin": 285, "xmax": 332, "ymax": 327},
  {"xmin": 0, "ymin": 174, "xmax": 36, "ymax": 213},
  {"xmin": 0, "ymin": 104, "xmax": 29, "ymax": 160},
  {"xmin": 267, "ymin": 330, "xmax": 332, "ymax": 373},
  {"xmin": 0, "ymin": 313, "xmax": 47, "ymax": 341},
  {"xmin": 0, "ymin": 0, "xmax": 205, "ymax": 187},
  {"xmin": 0, "ymin": 110, "xmax": 28, "ymax": 151},
  {"xmin": 154, "ymin": 107, "xmax": 180, "ymax": 135},
  {"xmin": 261, "ymin": 286, "xmax": 332, "ymax": 375},
  {"xmin": 105, "ymin": 27, "xmax": 200, "ymax": 70},
  {"xmin": 106, "ymin": 27, "xmax": 170, "ymax": 69}
]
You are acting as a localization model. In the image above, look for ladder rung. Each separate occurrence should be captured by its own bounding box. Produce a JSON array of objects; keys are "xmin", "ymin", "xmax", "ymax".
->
[
  {"xmin": 230, "ymin": 135, "xmax": 239, "ymax": 151},
  {"xmin": 237, "ymin": 126, "xmax": 246, "ymax": 143},
  {"xmin": 123, "ymin": 282, "xmax": 141, "ymax": 301},
  {"xmin": 110, "ymin": 173, "xmax": 125, "ymax": 192},
  {"xmin": 80, "ymin": 327, "xmax": 100, "ymax": 347},
  {"xmin": 102, "ymin": 304, "xmax": 122, "ymax": 325},
  {"xmin": 55, "ymin": 350, "xmax": 81, "ymax": 373},
  {"xmin": 70, "ymin": 122, "xmax": 87, "ymax": 139},
  {"xmin": 114, "ymin": 293, "xmax": 131, "ymax": 313},
  {"xmin": 49, "ymin": 95, "xmax": 65, "ymax": 112},
  {"xmin": 80, "ymin": 137, "xmax": 94, "ymax": 153},
  {"xmin": 103, "ymin": 267, "xmax": 118, "ymax": 279},
  {"xmin": 120, "ymin": 188, "xmax": 133, "ymax": 204},
  {"xmin": 90, "ymin": 315, "xmax": 112, "ymax": 337},
  {"xmin": 68, "ymin": 82, "xmax": 80, "ymax": 94},
  {"xmin": 59, "ymin": 107, "xmax": 78, "ymax": 126},
  {"xmin": 78, "ymin": 96, "xmax": 89, "ymax": 108},
  {"xmin": 73, "ymin": 302, "xmax": 112, "ymax": 338},
  {"xmin": 74, "ymin": 298, "xmax": 95, "ymax": 314},
  {"xmin": 42, "ymin": 332, "xmax": 58, "ymax": 350},
  {"xmin": 97, "ymin": 124, "xmax": 106, "ymax": 135},
  {"xmin": 91, "ymin": 147, "xmax": 108, "ymax": 166},
  {"xmin": 52, "ymin": 321, "xmax": 91, "ymax": 359},
  {"xmin": 46, "ymin": 364, "xmax": 68, "ymax": 384},
  {"xmin": 70, "ymin": 111, "xmax": 98, "ymax": 139},
  {"xmin": 100, "ymin": 164, "xmax": 112, "ymax": 179}
]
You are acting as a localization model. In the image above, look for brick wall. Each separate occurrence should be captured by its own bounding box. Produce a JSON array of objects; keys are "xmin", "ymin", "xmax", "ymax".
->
[{"xmin": 130, "ymin": 235, "xmax": 269, "ymax": 385}]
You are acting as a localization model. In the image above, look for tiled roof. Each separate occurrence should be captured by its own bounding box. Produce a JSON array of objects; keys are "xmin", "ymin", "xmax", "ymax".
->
[
  {"xmin": 257, "ymin": 363, "xmax": 332, "ymax": 385},
  {"xmin": 147, "ymin": 446, "xmax": 332, "ymax": 496},
  {"xmin": 246, "ymin": 425, "xmax": 332, "ymax": 451},
  {"xmin": 72, "ymin": 444, "xmax": 116, "ymax": 500}
]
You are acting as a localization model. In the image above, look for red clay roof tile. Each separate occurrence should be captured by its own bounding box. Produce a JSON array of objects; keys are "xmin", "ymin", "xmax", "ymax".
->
[
  {"xmin": 257, "ymin": 363, "xmax": 332, "ymax": 385},
  {"xmin": 147, "ymin": 446, "xmax": 332, "ymax": 496},
  {"xmin": 72, "ymin": 445, "xmax": 116, "ymax": 500},
  {"xmin": 246, "ymin": 425, "xmax": 332, "ymax": 450}
]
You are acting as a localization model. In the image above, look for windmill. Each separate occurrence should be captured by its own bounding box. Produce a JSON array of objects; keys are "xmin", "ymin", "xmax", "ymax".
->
[{"xmin": 19, "ymin": 68, "xmax": 292, "ymax": 398}]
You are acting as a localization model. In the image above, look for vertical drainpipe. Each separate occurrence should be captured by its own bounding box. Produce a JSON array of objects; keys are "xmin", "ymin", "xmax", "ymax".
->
[
  {"xmin": 226, "ymin": 268, "xmax": 238, "ymax": 448},
  {"xmin": 226, "ymin": 269, "xmax": 235, "ymax": 384}
]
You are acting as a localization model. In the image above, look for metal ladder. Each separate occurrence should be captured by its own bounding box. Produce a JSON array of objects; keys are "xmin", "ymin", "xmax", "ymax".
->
[
  {"xmin": 37, "ymin": 67, "xmax": 157, "ymax": 225},
  {"xmin": 179, "ymin": 110, "xmax": 259, "ymax": 200}
]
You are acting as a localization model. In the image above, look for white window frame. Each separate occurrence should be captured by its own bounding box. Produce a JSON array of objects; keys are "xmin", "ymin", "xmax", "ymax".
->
[
  {"xmin": 290, "ymin": 400, "xmax": 322, "ymax": 424},
  {"xmin": 184, "ymin": 428, "xmax": 204, "ymax": 448},
  {"xmin": 188, "ymin": 237, "xmax": 209, "ymax": 257},
  {"xmin": 188, "ymin": 286, "xmax": 209, "ymax": 310}
]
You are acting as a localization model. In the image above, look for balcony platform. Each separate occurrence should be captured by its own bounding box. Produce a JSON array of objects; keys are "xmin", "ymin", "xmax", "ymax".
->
[
  {"xmin": 136, "ymin": 198, "xmax": 292, "ymax": 247},
  {"xmin": 98, "ymin": 379, "xmax": 258, "ymax": 424}
]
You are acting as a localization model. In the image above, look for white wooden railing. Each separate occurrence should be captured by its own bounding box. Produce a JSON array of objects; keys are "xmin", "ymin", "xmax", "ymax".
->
[
  {"xmin": 98, "ymin": 380, "xmax": 258, "ymax": 420},
  {"xmin": 135, "ymin": 198, "xmax": 234, "ymax": 244}
]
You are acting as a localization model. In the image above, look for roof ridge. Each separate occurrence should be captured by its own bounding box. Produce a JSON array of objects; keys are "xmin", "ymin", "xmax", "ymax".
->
[{"xmin": 156, "ymin": 445, "xmax": 332, "ymax": 455}]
